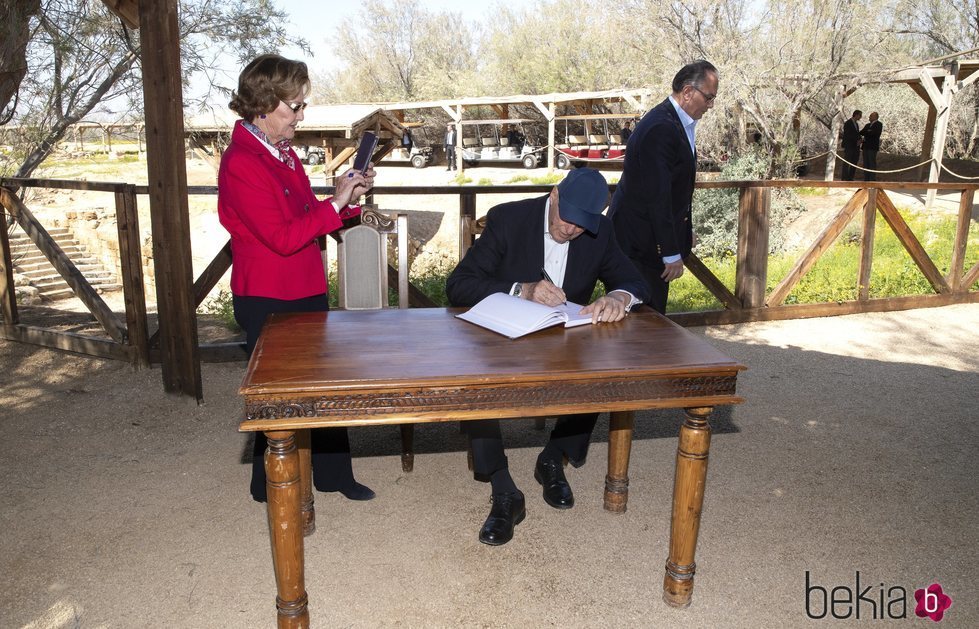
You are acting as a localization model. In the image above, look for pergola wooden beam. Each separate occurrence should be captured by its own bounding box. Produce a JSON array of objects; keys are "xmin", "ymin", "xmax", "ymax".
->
[{"xmin": 134, "ymin": 0, "xmax": 202, "ymax": 400}]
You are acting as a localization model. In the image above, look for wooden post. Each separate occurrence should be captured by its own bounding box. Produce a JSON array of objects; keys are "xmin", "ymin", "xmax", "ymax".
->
[
  {"xmin": 857, "ymin": 188, "xmax": 878, "ymax": 301},
  {"xmin": 0, "ymin": 193, "xmax": 18, "ymax": 326},
  {"xmin": 949, "ymin": 189, "xmax": 974, "ymax": 292},
  {"xmin": 663, "ymin": 406, "xmax": 713, "ymax": 608},
  {"xmin": 548, "ymin": 102, "xmax": 556, "ymax": 172},
  {"xmin": 604, "ymin": 410, "xmax": 634, "ymax": 513},
  {"xmin": 734, "ymin": 186, "xmax": 770, "ymax": 308},
  {"xmin": 114, "ymin": 185, "xmax": 150, "ymax": 367},
  {"xmin": 458, "ymin": 191, "xmax": 476, "ymax": 260},
  {"xmin": 824, "ymin": 89, "xmax": 844, "ymax": 181},
  {"xmin": 264, "ymin": 430, "xmax": 310, "ymax": 628},
  {"xmin": 925, "ymin": 71, "xmax": 955, "ymax": 210},
  {"xmin": 139, "ymin": 0, "xmax": 202, "ymax": 400}
]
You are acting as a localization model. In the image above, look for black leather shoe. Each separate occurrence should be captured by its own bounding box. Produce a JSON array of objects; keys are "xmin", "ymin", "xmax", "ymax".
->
[
  {"xmin": 479, "ymin": 492, "xmax": 526, "ymax": 546},
  {"xmin": 535, "ymin": 457, "xmax": 574, "ymax": 509},
  {"xmin": 337, "ymin": 481, "xmax": 375, "ymax": 501}
]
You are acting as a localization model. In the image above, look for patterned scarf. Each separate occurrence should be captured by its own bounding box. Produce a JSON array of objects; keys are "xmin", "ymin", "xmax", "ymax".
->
[{"xmin": 242, "ymin": 119, "xmax": 295, "ymax": 170}]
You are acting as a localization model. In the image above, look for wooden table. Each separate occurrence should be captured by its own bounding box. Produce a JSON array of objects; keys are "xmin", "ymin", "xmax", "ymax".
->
[{"xmin": 239, "ymin": 308, "xmax": 744, "ymax": 628}]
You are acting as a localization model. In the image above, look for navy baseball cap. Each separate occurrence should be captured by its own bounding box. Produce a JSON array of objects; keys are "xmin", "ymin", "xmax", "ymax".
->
[{"xmin": 556, "ymin": 168, "xmax": 609, "ymax": 234}]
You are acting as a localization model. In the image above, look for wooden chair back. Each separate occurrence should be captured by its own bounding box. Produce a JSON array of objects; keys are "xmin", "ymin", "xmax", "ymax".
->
[{"xmin": 336, "ymin": 208, "xmax": 409, "ymax": 310}]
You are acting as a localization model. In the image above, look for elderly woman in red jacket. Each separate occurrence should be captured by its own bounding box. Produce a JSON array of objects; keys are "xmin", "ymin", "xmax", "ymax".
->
[{"xmin": 219, "ymin": 54, "xmax": 375, "ymax": 503}]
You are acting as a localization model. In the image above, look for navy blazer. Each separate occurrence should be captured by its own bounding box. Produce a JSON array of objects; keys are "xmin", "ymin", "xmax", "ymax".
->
[
  {"xmin": 446, "ymin": 195, "xmax": 649, "ymax": 307},
  {"xmin": 609, "ymin": 97, "xmax": 695, "ymax": 269}
]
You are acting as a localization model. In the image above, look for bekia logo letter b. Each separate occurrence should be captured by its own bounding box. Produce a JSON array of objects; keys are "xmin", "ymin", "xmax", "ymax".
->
[{"xmin": 914, "ymin": 583, "xmax": 952, "ymax": 622}]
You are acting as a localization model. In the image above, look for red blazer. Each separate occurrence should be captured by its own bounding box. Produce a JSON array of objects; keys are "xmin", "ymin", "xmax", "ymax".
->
[{"xmin": 218, "ymin": 120, "xmax": 348, "ymax": 300}]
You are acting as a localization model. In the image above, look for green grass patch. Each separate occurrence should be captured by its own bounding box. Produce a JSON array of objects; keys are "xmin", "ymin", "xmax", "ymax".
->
[
  {"xmin": 530, "ymin": 173, "xmax": 562, "ymax": 185},
  {"xmin": 667, "ymin": 208, "xmax": 979, "ymax": 312}
]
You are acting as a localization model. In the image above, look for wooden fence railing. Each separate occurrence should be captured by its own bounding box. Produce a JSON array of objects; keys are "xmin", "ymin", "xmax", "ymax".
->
[{"xmin": 1, "ymin": 178, "xmax": 977, "ymax": 369}]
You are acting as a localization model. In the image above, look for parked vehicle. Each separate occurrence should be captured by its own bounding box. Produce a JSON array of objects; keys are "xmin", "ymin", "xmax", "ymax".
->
[
  {"xmin": 554, "ymin": 114, "xmax": 637, "ymax": 169},
  {"xmin": 386, "ymin": 145, "xmax": 435, "ymax": 168},
  {"xmin": 459, "ymin": 119, "xmax": 545, "ymax": 169},
  {"xmin": 293, "ymin": 144, "xmax": 326, "ymax": 166}
]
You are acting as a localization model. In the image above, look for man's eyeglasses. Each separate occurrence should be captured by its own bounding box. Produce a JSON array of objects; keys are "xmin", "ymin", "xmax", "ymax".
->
[
  {"xmin": 283, "ymin": 101, "xmax": 308, "ymax": 113},
  {"xmin": 690, "ymin": 86, "xmax": 716, "ymax": 103}
]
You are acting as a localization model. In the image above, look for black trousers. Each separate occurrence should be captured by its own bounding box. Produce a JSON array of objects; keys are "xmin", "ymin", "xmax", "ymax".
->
[
  {"xmin": 862, "ymin": 150, "xmax": 878, "ymax": 181},
  {"xmin": 466, "ymin": 413, "xmax": 599, "ymax": 477},
  {"xmin": 445, "ymin": 146, "xmax": 456, "ymax": 169},
  {"xmin": 632, "ymin": 258, "xmax": 670, "ymax": 315},
  {"xmin": 233, "ymin": 294, "xmax": 357, "ymax": 501},
  {"xmin": 842, "ymin": 147, "xmax": 860, "ymax": 181}
]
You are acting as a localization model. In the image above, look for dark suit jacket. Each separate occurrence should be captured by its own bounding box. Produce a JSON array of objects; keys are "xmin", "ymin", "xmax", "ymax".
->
[
  {"xmin": 842, "ymin": 118, "xmax": 861, "ymax": 151},
  {"xmin": 608, "ymin": 97, "xmax": 695, "ymax": 269},
  {"xmin": 446, "ymin": 195, "xmax": 649, "ymax": 307},
  {"xmin": 860, "ymin": 120, "xmax": 882, "ymax": 151}
]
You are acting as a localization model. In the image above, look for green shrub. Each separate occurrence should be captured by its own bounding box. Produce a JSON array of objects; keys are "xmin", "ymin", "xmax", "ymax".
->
[
  {"xmin": 477, "ymin": 178, "xmax": 494, "ymax": 186},
  {"xmin": 198, "ymin": 288, "xmax": 240, "ymax": 330},
  {"xmin": 506, "ymin": 175, "xmax": 530, "ymax": 183},
  {"xmin": 692, "ymin": 148, "xmax": 804, "ymax": 258},
  {"xmin": 453, "ymin": 173, "xmax": 473, "ymax": 185}
]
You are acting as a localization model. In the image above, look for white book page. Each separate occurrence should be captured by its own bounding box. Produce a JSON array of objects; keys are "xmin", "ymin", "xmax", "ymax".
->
[{"xmin": 456, "ymin": 293, "xmax": 580, "ymax": 338}]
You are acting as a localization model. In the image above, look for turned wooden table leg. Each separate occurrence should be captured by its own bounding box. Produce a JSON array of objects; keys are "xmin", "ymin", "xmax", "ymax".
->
[
  {"xmin": 296, "ymin": 429, "xmax": 315, "ymax": 536},
  {"xmin": 663, "ymin": 406, "xmax": 713, "ymax": 609},
  {"xmin": 400, "ymin": 424, "xmax": 415, "ymax": 472},
  {"xmin": 604, "ymin": 410, "xmax": 634, "ymax": 513},
  {"xmin": 265, "ymin": 430, "xmax": 310, "ymax": 629}
]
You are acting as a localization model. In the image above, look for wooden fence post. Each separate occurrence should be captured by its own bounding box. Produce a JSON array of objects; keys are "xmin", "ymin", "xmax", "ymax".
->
[
  {"xmin": 114, "ymin": 185, "xmax": 150, "ymax": 367},
  {"xmin": 734, "ymin": 186, "xmax": 770, "ymax": 309}
]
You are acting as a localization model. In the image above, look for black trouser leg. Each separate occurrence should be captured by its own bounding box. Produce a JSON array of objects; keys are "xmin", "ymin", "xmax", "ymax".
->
[
  {"xmin": 633, "ymin": 258, "xmax": 670, "ymax": 315},
  {"xmin": 542, "ymin": 413, "xmax": 600, "ymax": 467}
]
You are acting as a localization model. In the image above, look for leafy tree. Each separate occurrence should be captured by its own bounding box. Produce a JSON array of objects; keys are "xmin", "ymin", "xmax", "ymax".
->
[
  {"xmin": 320, "ymin": 0, "xmax": 477, "ymax": 102},
  {"xmin": 5, "ymin": 0, "xmax": 304, "ymax": 178}
]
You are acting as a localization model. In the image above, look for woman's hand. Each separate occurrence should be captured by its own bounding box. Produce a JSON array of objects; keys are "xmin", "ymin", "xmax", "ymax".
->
[{"xmin": 333, "ymin": 162, "xmax": 376, "ymax": 208}]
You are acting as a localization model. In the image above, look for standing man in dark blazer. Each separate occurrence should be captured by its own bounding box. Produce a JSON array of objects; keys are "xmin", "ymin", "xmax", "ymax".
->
[
  {"xmin": 841, "ymin": 109, "xmax": 863, "ymax": 181},
  {"xmin": 447, "ymin": 167, "xmax": 649, "ymax": 546},
  {"xmin": 860, "ymin": 112, "xmax": 882, "ymax": 181},
  {"xmin": 444, "ymin": 122, "xmax": 457, "ymax": 171},
  {"xmin": 608, "ymin": 60, "xmax": 718, "ymax": 314}
]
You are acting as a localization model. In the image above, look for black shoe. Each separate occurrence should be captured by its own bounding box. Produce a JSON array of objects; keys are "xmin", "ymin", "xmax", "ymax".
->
[
  {"xmin": 479, "ymin": 492, "xmax": 526, "ymax": 546},
  {"xmin": 337, "ymin": 481, "xmax": 375, "ymax": 501},
  {"xmin": 535, "ymin": 457, "xmax": 574, "ymax": 509}
]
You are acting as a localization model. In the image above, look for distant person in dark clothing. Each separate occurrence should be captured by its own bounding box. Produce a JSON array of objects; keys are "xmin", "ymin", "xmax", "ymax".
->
[
  {"xmin": 860, "ymin": 112, "xmax": 882, "ymax": 181},
  {"xmin": 841, "ymin": 109, "xmax": 862, "ymax": 181},
  {"xmin": 401, "ymin": 127, "xmax": 413, "ymax": 153},
  {"xmin": 619, "ymin": 121, "xmax": 632, "ymax": 143},
  {"xmin": 444, "ymin": 123, "xmax": 457, "ymax": 171}
]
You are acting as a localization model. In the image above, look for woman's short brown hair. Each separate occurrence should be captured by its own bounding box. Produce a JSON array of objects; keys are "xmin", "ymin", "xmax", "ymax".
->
[{"xmin": 228, "ymin": 54, "xmax": 310, "ymax": 121}]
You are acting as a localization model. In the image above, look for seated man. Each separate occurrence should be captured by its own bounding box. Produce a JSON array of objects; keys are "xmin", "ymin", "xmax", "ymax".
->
[{"xmin": 446, "ymin": 167, "xmax": 650, "ymax": 545}]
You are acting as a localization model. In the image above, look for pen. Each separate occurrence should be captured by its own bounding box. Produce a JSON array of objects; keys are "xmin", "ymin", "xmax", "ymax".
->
[{"xmin": 540, "ymin": 267, "xmax": 566, "ymax": 305}]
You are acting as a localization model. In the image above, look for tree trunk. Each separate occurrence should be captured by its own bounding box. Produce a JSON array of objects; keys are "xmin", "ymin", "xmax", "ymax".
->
[{"xmin": 0, "ymin": 0, "xmax": 41, "ymax": 123}]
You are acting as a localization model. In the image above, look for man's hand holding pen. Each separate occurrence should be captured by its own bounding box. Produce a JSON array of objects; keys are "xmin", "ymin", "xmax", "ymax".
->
[{"xmin": 520, "ymin": 267, "xmax": 567, "ymax": 306}]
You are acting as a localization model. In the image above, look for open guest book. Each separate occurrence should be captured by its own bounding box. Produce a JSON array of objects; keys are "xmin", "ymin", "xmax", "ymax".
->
[{"xmin": 456, "ymin": 292, "xmax": 592, "ymax": 339}]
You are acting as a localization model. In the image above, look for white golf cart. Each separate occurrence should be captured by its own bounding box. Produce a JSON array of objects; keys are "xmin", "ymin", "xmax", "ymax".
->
[{"xmin": 459, "ymin": 119, "xmax": 545, "ymax": 169}]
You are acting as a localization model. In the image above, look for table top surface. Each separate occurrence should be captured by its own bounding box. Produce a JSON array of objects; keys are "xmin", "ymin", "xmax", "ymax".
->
[{"xmin": 241, "ymin": 307, "xmax": 745, "ymax": 397}]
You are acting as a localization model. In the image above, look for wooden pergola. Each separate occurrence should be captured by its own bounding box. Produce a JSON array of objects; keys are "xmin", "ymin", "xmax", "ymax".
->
[
  {"xmin": 382, "ymin": 88, "xmax": 654, "ymax": 171},
  {"xmin": 830, "ymin": 54, "xmax": 979, "ymax": 205}
]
